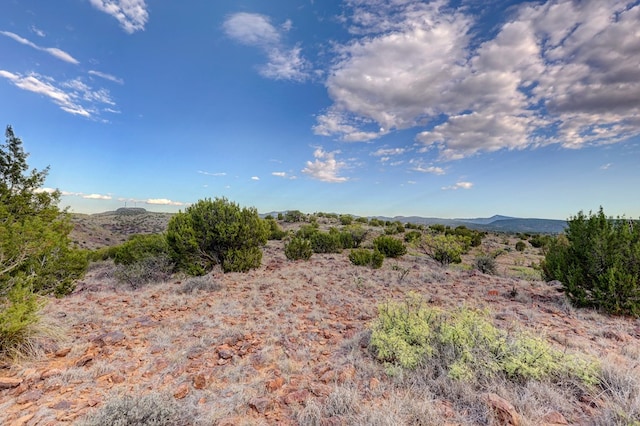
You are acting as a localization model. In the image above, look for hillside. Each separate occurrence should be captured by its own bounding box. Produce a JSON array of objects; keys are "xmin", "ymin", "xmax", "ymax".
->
[{"xmin": 1, "ymin": 218, "xmax": 639, "ymax": 425}]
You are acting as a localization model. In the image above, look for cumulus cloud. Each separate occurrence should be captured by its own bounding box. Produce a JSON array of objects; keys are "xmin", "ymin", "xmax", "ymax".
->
[
  {"xmin": 316, "ymin": 0, "xmax": 640, "ymax": 159},
  {"xmin": 412, "ymin": 165, "xmax": 445, "ymax": 175},
  {"xmin": 0, "ymin": 31, "xmax": 79, "ymax": 64},
  {"xmin": 224, "ymin": 12, "xmax": 309, "ymax": 82},
  {"xmin": 0, "ymin": 71, "xmax": 116, "ymax": 118},
  {"xmin": 83, "ymin": 193, "xmax": 112, "ymax": 200},
  {"xmin": 251, "ymin": 176, "xmax": 260, "ymax": 181},
  {"xmin": 88, "ymin": 70, "xmax": 124, "ymax": 84},
  {"xmin": 302, "ymin": 148, "xmax": 348, "ymax": 183},
  {"xmin": 89, "ymin": 0, "xmax": 149, "ymax": 33},
  {"xmin": 442, "ymin": 181, "xmax": 473, "ymax": 190}
]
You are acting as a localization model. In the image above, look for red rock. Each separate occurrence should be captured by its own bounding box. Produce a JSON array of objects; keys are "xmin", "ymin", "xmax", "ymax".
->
[
  {"xmin": 74, "ymin": 355, "xmax": 94, "ymax": 367},
  {"xmin": 0, "ymin": 377, "xmax": 22, "ymax": 389},
  {"xmin": 368, "ymin": 377, "xmax": 380, "ymax": 391},
  {"xmin": 249, "ymin": 397, "xmax": 272, "ymax": 413},
  {"xmin": 217, "ymin": 417, "xmax": 241, "ymax": 426},
  {"xmin": 338, "ymin": 366, "xmax": 356, "ymax": 383},
  {"xmin": 309, "ymin": 382, "xmax": 332, "ymax": 397},
  {"xmin": 40, "ymin": 368, "xmax": 62, "ymax": 380},
  {"xmin": 435, "ymin": 400, "xmax": 455, "ymax": 418},
  {"xmin": 192, "ymin": 373, "xmax": 207, "ymax": 390},
  {"xmin": 266, "ymin": 377, "xmax": 285, "ymax": 392},
  {"xmin": 282, "ymin": 389, "xmax": 309, "ymax": 405},
  {"xmin": 542, "ymin": 411, "xmax": 569, "ymax": 425},
  {"xmin": 16, "ymin": 390, "xmax": 43, "ymax": 404},
  {"xmin": 217, "ymin": 345, "xmax": 235, "ymax": 360},
  {"xmin": 55, "ymin": 347, "xmax": 72, "ymax": 357},
  {"xmin": 484, "ymin": 393, "xmax": 521, "ymax": 426},
  {"xmin": 173, "ymin": 383, "xmax": 189, "ymax": 399},
  {"xmin": 320, "ymin": 370, "xmax": 336, "ymax": 383}
]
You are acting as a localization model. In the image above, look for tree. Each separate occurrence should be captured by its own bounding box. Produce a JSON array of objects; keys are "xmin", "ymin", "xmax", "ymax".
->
[
  {"xmin": 1, "ymin": 126, "xmax": 87, "ymax": 359},
  {"xmin": 0, "ymin": 126, "xmax": 87, "ymax": 297},
  {"xmin": 542, "ymin": 208, "xmax": 640, "ymax": 316},
  {"xmin": 166, "ymin": 197, "xmax": 269, "ymax": 274}
]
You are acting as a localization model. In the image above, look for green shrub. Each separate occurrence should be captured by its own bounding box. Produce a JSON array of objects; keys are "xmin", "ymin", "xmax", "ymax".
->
[
  {"xmin": 515, "ymin": 241, "xmax": 526, "ymax": 252},
  {"xmin": 341, "ymin": 225, "xmax": 367, "ymax": 248},
  {"xmin": 166, "ymin": 198, "xmax": 268, "ymax": 275},
  {"xmin": 77, "ymin": 392, "xmax": 195, "ymax": 426},
  {"xmin": 284, "ymin": 210, "xmax": 305, "ymax": 222},
  {"xmin": 369, "ymin": 293, "xmax": 600, "ymax": 385},
  {"xmin": 339, "ymin": 215, "xmax": 353, "ymax": 225},
  {"xmin": 373, "ymin": 236, "xmax": 407, "ymax": 258},
  {"xmin": 404, "ymin": 230, "xmax": 422, "ymax": 244},
  {"xmin": 265, "ymin": 218, "xmax": 287, "ymax": 240},
  {"xmin": 542, "ymin": 208, "xmax": 640, "ymax": 316},
  {"xmin": 369, "ymin": 218, "xmax": 384, "ymax": 227},
  {"xmin": 529, "ymin": 234, "xmax": 551, "ymax": 248},
  {"xmin": 296, "ymin": 223, "xmax": 320, "ymax": 239},
  {"xmin": 349, "ymin": 248, "xmax": 384, "ymax": 269},
  {"xmin": 0, "ymin": 279, "xmax": 46, "ymax": 359},
  {"xmin": 420, "ymin": 234, "xmax": 466, "ymax": 266},
  {"xmin": 113, "ymin": 234, "xmax": 168, "ymax": 265},
  {"xmin": 310, "ymin": 231, "xmax": 343, "ymax": 253},
  {"xmin": 285, "ymin": 237, "xmax": 312, "ymax": 261},
  {"xmin": 355, "ymin": 217, "xmax": 369, "ymax": 224},
  {"xmin": 429, "ymin": 224, "xmax": 446, "ymax": 233}
]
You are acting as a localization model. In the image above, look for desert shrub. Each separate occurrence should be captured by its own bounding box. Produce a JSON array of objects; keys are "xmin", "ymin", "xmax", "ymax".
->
[
  {"xmin": 77, "ymin": 392, "xmax": 195, "ymax": 426},
  {"xmin": 285, "ymin": 237, "xmax": 313, "ymax": 261},
  {"xmin": 0, "ymin": 279, "xmax": 45, "ymax": 359},
  {"xmin": 529, "ymin": 234, "xmax": 550, "ymax": 248},
  {"xmin": 277, "ymin": 212, "xmax": 284, "ymax": 220},
  {"xmin": 339, "ymin": 215, "xmax": 353, "ymax": 225},
  {"xmin": 310, "ymin": 231, "xmax": 343, "ymax": 253},
  {"xmin": 475, "ymin": 254, "xmax": 497, "ymax": 274},
  {"xmin": 429, "ymin": 224, "xmax": 446, "ymax": 233},
  {"xmin": 296, "ymin": 223, "xmax": 320, "ymax": 239},
  {"xmin": 178, "ymin": 275, "xmax": 222, "ymax": 294},
  {"xmin": 420, "ymin": 234, "xmax": 467, "ymax": 266},
  {"xmin": 515, "ymin": 241, "xmax": 526, "ymax": 252},
  {"xmin": 341, "ymin": 225, "xmax": 367, "ymax": 248},
  {"xmin": 355, "ymin": 217, "xmax": 369, "ymax": 224},
  {"xmin": 385, "ymin": 221, "xmax": 405, "ymax": 235},
  {"xmin": 264, "ymin": 218, "xmax": 287, "ymax": 240},
  {"xmin": 404, "ymin": 230, "xmax": 422, "ymax": 244},
  {"xmin": 373, "ymin": 235, "xmax": 407, "ymax": 258},
  {"xmin": 369, "ymin": 218, "xmax": 384, "ymax": 227},
  {"xmin": 542, "ymin": 208, "xmax": 640, "ymax": 316},
  {"xmin": 369, "ymin": 293, "xmax": 600, "ymax": 385},
  {"xmin": 114, "ymin": 254, "xmax": 173, "ymax": 289},
  {"xmin": 166, "ymin": 197, "xmax": 268, "ymax": 275},
  {"xmin": 284, "ymin": 210, "xmax": 305, "ymax": 223},
  {"xmin": 349, "ymin": 249, "xmax": 384, "ymax": 269},
  {"xmin": 112, "ymin": 234, "xmax": 168, "ymax": 265},
  {"xmin": 445, "ymin": 226, "xmax": 483, "ymax": 248}
]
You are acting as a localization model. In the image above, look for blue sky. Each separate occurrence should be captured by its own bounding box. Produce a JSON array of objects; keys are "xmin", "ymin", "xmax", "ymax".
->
[{"xmin": 1, "ymin": 0, "xmax": 639, "ymax": 219}]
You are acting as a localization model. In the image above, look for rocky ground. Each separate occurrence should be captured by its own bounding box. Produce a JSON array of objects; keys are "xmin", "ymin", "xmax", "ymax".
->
[{"xmin": 1, "ymin": 226, "xmax": 640, "ymax": 425}]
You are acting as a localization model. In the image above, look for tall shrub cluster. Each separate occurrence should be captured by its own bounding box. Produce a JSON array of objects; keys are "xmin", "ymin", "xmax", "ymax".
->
[
  {"xmin": 542, "ymin": 208, "xmax": 640, "ymax": 316},
  {"xmin": 166, "ymin": 198, "xmax": 268, "ymax": 274},
  {"xmin": 1, "ymin": 126, "xmax": 87, "ymax": 358}
]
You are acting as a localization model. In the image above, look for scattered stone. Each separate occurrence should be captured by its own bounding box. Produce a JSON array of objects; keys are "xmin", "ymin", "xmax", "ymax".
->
[
  {"xmin": 55, "ymin": 347, "xmax": 72, "ymax": 357},
  {"xmin": 484, "ymin": 393, "xmax": 521, "ymax": 426},
  {"xmin": 542, "ymin": 411, "xmax": 569, "ymax": 425},
  {"xmin": 173, "ymin": 383, "xmax": 189, "ymax": 399},
  {"xmin": 217, "ymin": 345, "xmax": 235, "ymax": 360},
  {"xmin": 192, "ymin": 373, "xmax": 207, "ymax": 390},
  {"xmin": 51, "ymin": 400, "xmax": 73, "ymax": 410},
  {"xmin": 266, "ymin": 377, "xmax": 285, "ymax": 392},
  {"xmin": 93, "ymin": 330, "xmax": 126, "ymax": 346},
  {"xmin": 309, "ymin": 382, "xmax": 332, "ymax": 397},
  {"xmin": 16, "ymin": 390, "xmax": 43, "ymax": 404},
  {"xmin": 217, "ymin": 417, "xmax": 241, "ymax": 426},
  {"xmin": 40, "ymin": 368, "xmax": 62, "ymax": 380},
  {"xmin": 249, "ymin": 397, "xmax": 272, "ymax": 414},
  {"xmin": 0, "ymin": 377, "xmax": 22, "ymax": 389},
  {"xmin": 368, "ymin": 377, "xmax": 380, "ymax": 391},
  {"xmin": 74, "ymin": 355, "xmax": 94, "ymax": 367},
  {"xmin": 282, "ymin": 389, "xmax": 309, "ymax": 405}
]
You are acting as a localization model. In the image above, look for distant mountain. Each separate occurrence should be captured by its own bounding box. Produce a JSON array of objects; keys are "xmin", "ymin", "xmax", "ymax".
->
[
  {"xmin": 456, "ymin": 215, "xmax": 515, "ymax": 225},
  {"xmin": 375, "ymin": 215, "xmax": 566, "ymax": 234}
]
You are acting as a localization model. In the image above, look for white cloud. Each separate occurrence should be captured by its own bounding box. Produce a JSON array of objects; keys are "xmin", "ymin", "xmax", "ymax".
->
[
  {"xmin": 412, "ymin": 165, "xmax": 445, "ymax": 175},
  {"xmin": 198, "ymin": 170, "xmax": 226, "ymax": 176},
  {"xmin": 442, "ymin": 181, "xmax": 473, "ymax": 190},
  {"xmin": 0, "ymin": 31, "xmax": 79, "ymax": 64},
  {"xmin": 372, "ymin": 147, "xmax": 406, "ymax": 157},
  {"xmin": 302, "ymin": 148, "xmax": 349, "ymax": 183},
  {"xmin": 600, "ymin": 163, "xmax": 613, "ymax": 170},
  {"xmin": 83, "ymin": 193, "xmax": 112, "ymax": 200},
  {"xmin": 88, "ymin": 70, "xmax": 124, "ymax": 84},
  {"xmin": 224, "ymin": 12, "xmax": 309, "ymax": 82},
  {"xmin": 272, "ymin": 172, "xmax": 287, "ymax": 177},
  {"xmin": 30, "ymin": 25, "xmax": 45, "ymax": 37},
  {"xmin": 223, "ymin": 13, "xmax": 280, "ymax": 46},
  {"xmin": 89, "ymin": 0, "xmax": 149, "ymax": 33},
  {"xmin": 0, "ymin": 70, "xmax": 115, "ymax": 118},
  {"xmin": 251, "ymin": 176, "xmax": 260, "ymax": 181},
  {"xmin": 316, "ymin": 0, "xmax": 640, "ymax": 159},
  {"xmin": 146, "ymin": 198, "xmax": 184, "ymax": 206}
]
